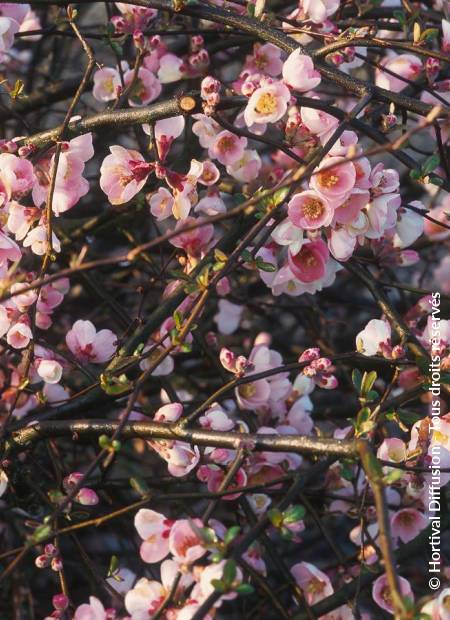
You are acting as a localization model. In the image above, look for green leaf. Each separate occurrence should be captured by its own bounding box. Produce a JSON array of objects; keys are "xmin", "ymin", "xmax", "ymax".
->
[
  {"xmin": 173, "ymin": 310, "xmax": 183, "ymax": 330},
  {"xmin": 222, "ymin": 559, "xmax": 237, "ymax": 586},
  {"xmin": 422, "ymin": 154, "xmax": 440, "ymax": 176},
  {"xmin": 236, "ymin": 583, "xmax": 255, "ymax": 595},
  {"xmin": 283, "ymin": 504, "xmax": 305, "ymax": 524},
  {"xmin": 352, "ymin": 368, "xmax": 362, "ymax": 392},
  {"xmin": 224, "ymin": 526, "xmax": 241, "ymax": 545},
  {"xmin": 383, "ymin": 468, "xmax": 403, "ymax": 484},
  {"xmin": 256, "ymin": 259, "xmax": 277, "ymax": 272},
  {"xmin": 268, "ymin": 508, "xmax": 283, "ymax": 527},
  {"xmin": 361, "ymin": 371, "xmax": 377, "ymax": 397},
  {"xmin": 31, "ymin": 524, "xmax": 52, "ymax": 544},
  {"xmin": 241, "ymin": 249, "xmax": 253, "ymax": 263},
  {"xmin": 107, "ymin": 555, "xmax": 120, "ymax": 578},
  {"xmin": 393, "ymin": 9, "xmax": 406, "ymax": 25}
]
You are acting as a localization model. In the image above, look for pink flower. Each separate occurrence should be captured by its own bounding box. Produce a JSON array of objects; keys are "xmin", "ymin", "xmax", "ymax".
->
[
  {"xmin": 7, "ymin": 318, "xmax": 33, "ymax": 349},
  {"xmin": 134, "ymin": 508, "xmax": 173, "ymax": 563},
  {"xmin": 244, "ymin": 80, "xmax": 291, "ymax": 126},
  {"xmin": 32, "ymin": 134, "xmax": 94, "ymax": 215},
  {"xmin": 391, "ymin": 508, "xmax": 427, "ymax": 543},
  {"xmin": 114, "ymin": 3, "xmax": 157, "ymax": 32},
  {"xmin": 372, "ymin": 574, "xmax": 413, "ymax": 614},
  {"xmin": 124, "ymin": 66, "xmax": 161, "ymax": 106},
  {"xmin": 149, "ymin": 115, "xmax": 185, "ymax": 162},
  {"xmin": 236, "ymin": 377, "xmax": 271, "ymax": 411},
  {"xmin": 288, "ymin": 190, "xmax": 334, "ymax": 230},
  {"xmin": 170, "ymin": 217, "xmax": 214, "ymax": 257},
  {"xmin": 214, "ymin": 299, "xmax": 243, "ymax": 335},
  {"xmin": 199, "ymin": 405, "xmax": 234, "ymax": 431},
  {"xmin": 0, "ymin": 153, "xmax": 35, "ymax": 198},
  {"xmin": 7, "ymin": 202, "xmax": 41, "ymax": 240},
  {"xmin": 165, "ymin": 442, "xmax": 200, "ymax": 477},
  {"xmin": 154, "ymin": 402, "xmax": 183, "ymax": 423},
  {"xmin": 0, "ymin": 16, "xmax": 20, "ymax": 54},
  {"xmin": 333, "ymin": 189, "xmax": 370, "ymax": 225},
  {"xmin": 66, "ymin": 319, "xmax": 117, "ymax": 363},
  {"xmin": 100, "ymin": 145, "xmax": 153, "ymax": 204},
  {"xmin": 443, "ymin": 19, "xmax": 450, "ymax": 53},
  {"xmin": 36, "ymin": 359, "xmax": 63, "ymax": 384},
  {"xmin": 74, "ymin": 597, "xmax": 107, "ymax": 620},
  {"xmin": 299, "ymin": 0, "xmax": 339, "ymax": 23},
  {"xmin": 23, "ymin": 225, "xmax": 61, "ymax": 256},
  {"xmin": 0, "ymin": 229, "xmax": 21, "ymax": 266},
  {"xmin": 356, "ymin": 319, "xmax": 391, "ymax": 357},
  {"xmin": 208, "ymin": 130, "xmax": 247, "ymax": 166},
  {"xmin": 157, "ymin": 53, "xmax": 184, "ymax": 83},
  {"xmin": 301, "ymin": 105, "xmax": 339, "ymax": 138},
  {"xmin": 291, "ymin": 561, "xmax": 333, "ymax": 605},
  {"xmin": 168, "ymin": 518, "xmax": 206, "ymax": 564},
  {"xmin": 226, "ymin": 149, "xmax": 261, "ymax": 182},
  {"xmin": 245, "ymin": 43, "xmax": 283, "ymax": 77},
  {"xmin": 310, "ymin": 157, "xmax": 356, "ymax": 207},
  {"xmin": 377, "ymin": 438, "xmax": 407, "ymax": 464},
  {"xmin": 92, "ymin": 67, "xmax": 121, "ymax": 102},
  {"xmin": 282, "ymin": 49, "xmax": 321, "ymax": 92},
  {"xmin": 288, "ymin": 238, "xmax": 329, "ymax": 283},
  {"xmin": 376, "ymin": 53, "xmax": 422, "ymax": 92},
  {"xmin": 148, "ymin": 187, "xmax": 174, "ymax": 220}
]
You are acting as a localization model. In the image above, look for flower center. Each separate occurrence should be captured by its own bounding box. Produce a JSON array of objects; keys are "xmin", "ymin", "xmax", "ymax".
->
[
  {"xmin": 216, "ymin": 135, "xmax": 235, "ymax": 153},
  {"xmin": 255, "ymin": 92, "xmax": 277, "ymax": 114},
  {"xmin": 303, "ymin": 198, "xmax": 324, "ymax": 219},
  {"xmin": 239, "ymin": 383, "xmax": 257, "ymax": 398},
  {"xmin": 318, "ymin": 170, "xmax": 339, "ymax": 188}
]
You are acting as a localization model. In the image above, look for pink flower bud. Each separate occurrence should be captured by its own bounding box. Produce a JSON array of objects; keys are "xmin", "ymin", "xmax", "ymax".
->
[
  {"xmin": 220, "ymin": 347, "xmax": 236, "ymax": 372},
  {"xmin": 44, "ymin": 544, "xmax": 57, "ymax": 557},
  {"xmin": 63, "ymin": 472, "xmax": 84, "ymax": 490},
  {"xmin": 35, "ymin": 554, "xmax": 50, "ymax": 568},
  {"xmin": 299, "ymin": 348, "xmax": 320, "ymax": 363},
  {"xmin": 50, "ymin": 557, "xmax": 63, "ymax": 572},
  {"xmin": 75, "ymin": 487, "xmax": 99, "ymax": 506},
  {"xmin": 52, "ymin": 594, "xmax": 69, "ymax": 611}
]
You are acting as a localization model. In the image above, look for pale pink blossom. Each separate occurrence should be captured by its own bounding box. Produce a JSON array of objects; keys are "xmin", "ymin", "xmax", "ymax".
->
[
  {"xmin": 199, "ymin": 404, "xmax": 234, "ymax": 431},
  {"xmin": 74, "ymin": 597, "xmax": 107, "ymax": 620},
  {"xmin": 391, "ymin": 508, "xmax": 428, "ymax": 543},
  {"xmin": 66, "ymin": 319, "xmax": 117, "ymax": 363},
  {"xmin": 157, "ymin": 53, "xmax": 184, "ymax": 83},
  {"xmin": 392, "ymin": 203, "xmax": 424, "ymax": 248},
  {"xmin": 377, "ymin": 438, "xmax": 407, "ymax": 464},
  {"xmin": 0, "ymin": 469, "xmax": 8, "ymax": 498},
  {"xmin": 36, "ymin": 359, "xmax": 63, "ymax": 384},
  {"xmin": 328, "ymin": 227, "xmax": 357, "ymax": 261},
  {"xmin": 124, "ymin": 66, "xmax": 161, "ymax": 106},
  {"xmin": 169, "ymin": 518, "xmax": 206, "ymax": 564},
  {"xmin": 310, "ymin": 157, "xmax": 356, "ymax": 207},
  {"xmin": 7, "ymin": 202, "xmax": 41, "ymax": 240},
  {"xmin": 301, "ymin": 105, "xmax": 339, "ymax": 138},
  {"xmin": 282, "ymin": 49, "xmax": 321, "ymax": 92},
  {"xmin": 0, "ymin": 304, "xmax": 11, "ymax": 338},
  {"xmin": 299, "ymin": 0, "xmax": 339, "ymax": 23},
  {"xmin": 244, "ymin": 80, "xmax": 291, "ymax": 126},
  {"xmin": 208, "ymin": 130, "xmax": 247, "ymax": 166},
  {"xmin": 195, "ymin": 193, "xmax": 226, "ymax": 216},
  {"xmin": 100, "ymin": 145, "xmax": 153, "ymax": 204},
  {"xmin": 92, "ymin": 67, "xmax": 121, "ymax": 102},
  {"xmin": 154, "ymin": 402, "xmax": 183, "ymax": 423},
  {"xmin": 149, "ymin": 115, "xmax": 185, "ymax": 161},
  {"xmin": 134, "ymin": 508, "xmax": 173, "ymax": 563},
  {"xmin": 0, "ymin": 229, "xmax": 21, "ymax": 265},
  {"xmin": 7, "ymin": 318, "xmax": 33, "ymax": 349},
  {"xmin": 226, "ymin": 149, "xmax": 262, "ymax": 182},
  {"xmin": 333, "ymin": 189, "xmax": 370, "ymax": 225},
  {"xmin": 32, "ymin": 134, "xmax": 94, "ymax": 215},
  {"xmin": 288, "ymin": 190, "xmax": 334, "ymax": 230},
  {"xmin": 23, "ymin": 225, "xmax": 61, "ymax": 256},
  {"xmin": 148, "ymin": 187, "xmax": 174, "ymax": 220},
  {"xmin": 245, "ymin": 43, "xmax": 283, "ymax": 77},
  {"xmin": 365, "ymin": 193, "xmax": 401, "ymax": 239},
  {"xmin": 0, "ymin": 16, "xmax": 20, "ymax": 54},
  {"xmin": 170, "ymin": 217, "xmax": 214, "ymax": 256},
  {"xmin": 236, "ymin": 377, "xmax": 271, "ymax": 410},
  {"xmin": 0, "ymin": 153, "xmax": 35, "ymax": 198},
  {"xmin": 291, "ymin": 561, "xmax": 333, "ymax": 605},
  {"xmin": 372, "ymin": 574, "xmax": 413, "ymax": 614},
  {"xmin": 443, "ymin": 19, "xmax": 450, "ymax": 53},
  {"xmin": 192, "ymin": 114, "xmax": 220, "ymax": 148},
  {"xmin": 288, "ymin": 238, "xmax": 329, "ymax": 283},
  {"xmin": 376, "ymin": 53, "xmax": 422, "ymax": 92},
  {"xmin": 356, "ymin": 319, "xmax": 391, "ymax": 357},
  {"xmin": 214, "ymin": 299, "xmax": 243, "ymax": 335},
  {"xmin": 114, "ymin": 3, "xmax": 157, "ymax": 33},
  {"xmin": 272, "ymin": 219, "xmax": 304, "ymax": 255}
]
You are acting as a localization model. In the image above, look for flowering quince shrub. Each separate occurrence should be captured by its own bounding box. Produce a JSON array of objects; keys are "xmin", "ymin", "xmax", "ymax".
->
[{"xmin": 0, "ymin": 2, "xmax": 449, "ymax": 620}]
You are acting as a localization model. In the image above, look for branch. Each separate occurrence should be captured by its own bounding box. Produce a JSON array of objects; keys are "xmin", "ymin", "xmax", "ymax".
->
[{"xmin": 4, "ymin": 419, "xmax": 358, "ymax": 458}]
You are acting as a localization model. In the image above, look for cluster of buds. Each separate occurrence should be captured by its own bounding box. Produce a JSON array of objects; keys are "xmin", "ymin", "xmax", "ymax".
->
[
  {"xmin": 111, "ymin": 6, "xmax": 157, "ymax": 34},
  {"xmin": 220, "ymin": 347, "xmax": 252, "ymax": 376},
  {"xmin": 299, "ymin": 348, "xmax": 338, "ymax": 389},
  {"xmin": 326, "ymin": 46, "xmax": 356, "ymax": 67},
  {"xmin": 201, "ymin": 75, "xmax": 221, "ymax": 115},
  {"xmin": 35, "ymin": 544, "xmax": 63, "ymax": 571},
  {"xmin": 285, "ymin": 110, "xmax": 318, "ymax": 150},
  {"xmin": 62, "ymin": 472, "xmax": 99, "ymax": 507}
]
